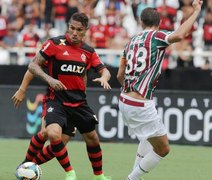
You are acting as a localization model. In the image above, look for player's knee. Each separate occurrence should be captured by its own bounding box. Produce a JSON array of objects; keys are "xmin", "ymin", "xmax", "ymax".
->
[
  {"xmin": 83, "ymin": 130, "xmax": 99, "ymax": 146},
  {"xmin": 47, "ymin": 129, "xmax": 61, "ymax": 141},
  {"xmin": 155, "ymin": 145, "xmax": 170, "ymax": 157},
  {"xmin": 162, "ymin": 145, "xmax": 170, "ymax": 157}
]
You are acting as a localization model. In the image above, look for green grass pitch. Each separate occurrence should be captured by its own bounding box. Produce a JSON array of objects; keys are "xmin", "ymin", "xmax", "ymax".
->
[{"xmin": 0, "ymin": 139, "xmax": 212, "ymax": 180}]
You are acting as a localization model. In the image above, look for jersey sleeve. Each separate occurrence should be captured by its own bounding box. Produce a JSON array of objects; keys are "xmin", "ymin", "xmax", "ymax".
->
[
  {"xmin": 155, "ymin": 30, "xmax": 173, "ymax": 48},
  {"xmin": 39, "ymin": 39, "xmax": 56, "ymax": 60},
  {"xmin": 87, "ymin": 51, "xmax": 105, "ymax": 72}
]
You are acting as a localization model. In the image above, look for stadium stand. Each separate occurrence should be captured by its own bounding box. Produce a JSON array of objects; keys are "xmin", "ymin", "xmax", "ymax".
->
[{"xmin": 0, "ymin": 0, "xmax": 211, "ymax": 69}]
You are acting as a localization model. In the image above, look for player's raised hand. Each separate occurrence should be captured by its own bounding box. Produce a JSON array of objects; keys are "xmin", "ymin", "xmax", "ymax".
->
[
  {"xmin": 93, "ymin": 77, "xmax": 111, "ymax": 89},
  {"xmin": 48, "ymin": 77, "xmax": 67, "ymax": 91},
  {"xmin": 11, "ymin": 89, "xmax": 26, "ymax": 108},
  {"xmin": 192, "ymin": 0, "xmax": 203, "ymax": 12}
]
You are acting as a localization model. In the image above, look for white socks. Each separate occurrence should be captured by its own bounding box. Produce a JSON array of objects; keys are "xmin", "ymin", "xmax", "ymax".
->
[
  {"xmin": 129, "ymin": 150, "xmax": 162, "ymax": 180},
  {"xmin": 133, "ymin": 141, "xmax": 153, "ymax": 169}
]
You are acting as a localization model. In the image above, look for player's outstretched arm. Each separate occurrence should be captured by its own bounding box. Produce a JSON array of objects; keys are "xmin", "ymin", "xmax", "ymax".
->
[
  {"xmin": 11, "ymin": 70, "xmax": 34, "ymax": 108},
  {"xmin": 168, "ymin": 0, "xmax": 203, "ymax": 43},
  {"xmin": 93, "ymin": 68, "xmax": 111, "ymax": 89}
]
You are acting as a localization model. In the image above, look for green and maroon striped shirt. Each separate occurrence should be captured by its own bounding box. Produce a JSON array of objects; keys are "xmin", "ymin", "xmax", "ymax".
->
[{"xmin": 122, "ymin": 30, "xmax": 172, "ymax": 99}]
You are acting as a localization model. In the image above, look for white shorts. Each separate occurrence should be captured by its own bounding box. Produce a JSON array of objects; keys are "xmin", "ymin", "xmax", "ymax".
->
[{"xmin": 119, "ymin": 93, "xmax": 167, "ymax": 143}]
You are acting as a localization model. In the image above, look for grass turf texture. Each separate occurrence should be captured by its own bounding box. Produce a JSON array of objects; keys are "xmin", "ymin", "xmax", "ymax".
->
[{"xmin": 0, "ymin": 139, "xmax": 211, "ymax": 180}]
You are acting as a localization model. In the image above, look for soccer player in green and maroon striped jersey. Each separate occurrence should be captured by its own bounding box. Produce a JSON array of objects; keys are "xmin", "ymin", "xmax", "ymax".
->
[{"xmin": 117, "ymin": 1, "xmax": 203, "ymax": 179}]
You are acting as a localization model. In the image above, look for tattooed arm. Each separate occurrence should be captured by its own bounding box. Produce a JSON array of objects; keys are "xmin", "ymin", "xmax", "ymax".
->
[{"xmin": 28, "ymin": 53, "xmax": 67, "ymax": 91}]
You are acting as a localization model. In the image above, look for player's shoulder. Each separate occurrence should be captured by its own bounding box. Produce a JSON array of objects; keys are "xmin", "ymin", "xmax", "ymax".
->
[
  {"xmin": 154, "ymin": 30, "xmax": 173, "ymax": 36},
  {"xmin": 48, "ymin": 35, "xmax": 67, "ymax": 45},
  {"xmin": 81, "ymin": 42, "xmax": 95, "ymax": 53}
]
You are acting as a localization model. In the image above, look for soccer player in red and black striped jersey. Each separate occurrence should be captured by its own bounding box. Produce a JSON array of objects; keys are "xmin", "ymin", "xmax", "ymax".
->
[
  {"xmin": 28, "ymin": 12, "xmax": 111, "ymax": 180},
  {"xmin": 12, "ymin": 70, "xmax": 77, "ymax": 168},
  {"xmin": 117, "ymin": 1, "xmax": 203, "ymax": 180}
]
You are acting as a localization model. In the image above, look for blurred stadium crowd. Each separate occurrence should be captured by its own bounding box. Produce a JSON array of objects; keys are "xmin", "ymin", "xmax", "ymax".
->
[{"xmin": 0, "ymin": 0, "xmax": 211, "ymax": 69}]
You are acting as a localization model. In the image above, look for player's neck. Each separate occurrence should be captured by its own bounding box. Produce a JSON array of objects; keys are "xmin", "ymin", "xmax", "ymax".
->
[{"xmin": 143, "ymin": 26, "xmax": 158, "ymax": 31}]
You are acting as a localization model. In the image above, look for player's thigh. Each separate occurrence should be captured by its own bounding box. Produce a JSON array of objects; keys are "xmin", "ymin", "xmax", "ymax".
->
[{"xmin": 148, "ymin": 134, "xmax": 169, "ymax": 148}]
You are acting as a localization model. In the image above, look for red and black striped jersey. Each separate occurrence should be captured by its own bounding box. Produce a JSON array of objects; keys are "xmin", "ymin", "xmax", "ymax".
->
[{"xmin": 39, "ymin": 33, "xmax": 105, "ymax": 105}]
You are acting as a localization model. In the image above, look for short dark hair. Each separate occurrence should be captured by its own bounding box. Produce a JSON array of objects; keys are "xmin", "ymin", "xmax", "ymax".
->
[
  {"xmin": 70, "ymin": 12, "xmax": 89, "ymax": 28},
  {"xmin": 140, "ymin": 8, "xmax": 160, "ymax": 27}
]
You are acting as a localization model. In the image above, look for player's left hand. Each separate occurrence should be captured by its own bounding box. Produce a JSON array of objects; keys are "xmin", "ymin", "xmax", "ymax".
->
[{"xmin": 92, "ymin": 77, "xmax": 111, "ymax": 89}]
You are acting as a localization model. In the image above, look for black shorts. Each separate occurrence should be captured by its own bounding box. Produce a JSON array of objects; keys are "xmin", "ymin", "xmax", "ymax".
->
[
  {"xmin": 42, "ymin": 99, "xmax": 76, "ymax": 137},
  {"xmin": 43, "ymin": 100, "xmax": 98, "ymax": 134}
]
